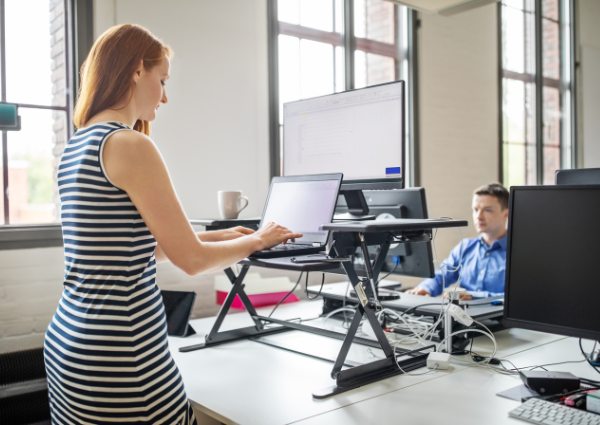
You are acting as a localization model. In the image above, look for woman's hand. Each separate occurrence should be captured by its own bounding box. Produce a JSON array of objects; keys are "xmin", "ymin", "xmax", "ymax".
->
[
  {"xmin": 219, "ymin": 226, "xmax": 255, "ymax": 241},
  {"xmin": 255, "ymin": 222, "xmax": 303, "ymax": 250},
  {"xmin": 197, "ymin": 226, "xmax": 254, "ymax": 242}
]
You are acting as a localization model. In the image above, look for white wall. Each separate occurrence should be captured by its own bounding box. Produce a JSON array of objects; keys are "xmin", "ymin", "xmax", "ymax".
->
[
  {"xmin": 94, "ymin": 0, "xmax": 271, "ymax": 219},
  {"xmin": 417, "ymin": 4, "xmax": 499, "ymax": 262},
  {"xmin": 0, "ymin": 248, "xmax": 65, "ymax": 353},
  {"xmin": 578, "ymin": 0, "xmax": 600, "ymax": 168}
]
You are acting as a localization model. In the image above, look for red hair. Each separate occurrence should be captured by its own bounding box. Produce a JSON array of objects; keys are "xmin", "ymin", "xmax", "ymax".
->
[{"xmin": 73, "ymin": 24, "xmax": 173, "ymax": 136}]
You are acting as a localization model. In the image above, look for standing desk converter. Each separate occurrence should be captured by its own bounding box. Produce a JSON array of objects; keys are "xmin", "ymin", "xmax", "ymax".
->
[{"xmin": 182, "ymin": 218, "xmax": 468, "ymax": 398}]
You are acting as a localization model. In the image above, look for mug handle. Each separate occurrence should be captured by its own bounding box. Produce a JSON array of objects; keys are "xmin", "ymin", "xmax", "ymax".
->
[{"xmin": 237, "ymin": 196, "xmax": 249, "ymax": 214}]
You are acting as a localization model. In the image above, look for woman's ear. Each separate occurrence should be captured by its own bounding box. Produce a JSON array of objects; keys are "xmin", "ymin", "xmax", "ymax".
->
[{"xmin": 132, "ymin": 59, "xmax": 144, "ymax": 84}]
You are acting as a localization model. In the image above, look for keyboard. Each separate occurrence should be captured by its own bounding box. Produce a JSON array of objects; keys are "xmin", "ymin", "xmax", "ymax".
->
[
  {"xmin": 508, "ymin": 398, "xmax": 600, "ymax": 424},
  {"xmin": 249, "ymin": 244, "xmax": 321, "ymax": 259}
]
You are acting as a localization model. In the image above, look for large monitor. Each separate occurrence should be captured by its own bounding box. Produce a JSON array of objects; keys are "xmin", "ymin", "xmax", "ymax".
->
[
  {"xmin": 335, "ymin": 188, "xmax": 435, "ymax": 279},
  {"xmin": 282, "ymin": 81, "xmax": 405, "ymax": 186},
  {"xmin": 503, "ymin": 185, "xmax": 600, "ymax": 341},
  {"xmin": 556, "ymin": 168, "xmax": 600, "ymax": 185}
]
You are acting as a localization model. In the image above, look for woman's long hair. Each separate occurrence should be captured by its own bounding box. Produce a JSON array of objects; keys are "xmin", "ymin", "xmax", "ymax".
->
[{"xmin": 73, "ymin": 24, "xmax": 173, "ymax": 136}]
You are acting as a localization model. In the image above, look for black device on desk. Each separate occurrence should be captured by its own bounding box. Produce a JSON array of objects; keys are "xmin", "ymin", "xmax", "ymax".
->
[
  {"xmin": 249, "ymin": 173, "xmax": 343, "ymax": 259},
  {"xmin": 161, "ymin": 290, "xmax": 196, "ymax": 337},
  {"xmin": 503, "ymin": 185, "xmax": 600, "ymax": 341},
  {"xmin": 556, "ymin": 167, "xmax": 600, "ymax": 185}
]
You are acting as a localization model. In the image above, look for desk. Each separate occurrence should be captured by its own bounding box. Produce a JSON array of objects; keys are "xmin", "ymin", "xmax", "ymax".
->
[
  {"xmin": 168, "ymin": 301, "xmax": 578, "ymax": 425},
  {"xmin": 295, "ymin": 338, "xmax": 600, "ymax": 425}
]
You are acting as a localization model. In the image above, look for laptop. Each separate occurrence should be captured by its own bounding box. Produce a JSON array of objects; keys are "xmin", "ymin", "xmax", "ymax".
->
[{"xmin": 249, "ymin": 173, "xmax": 343, "ymax": 259}]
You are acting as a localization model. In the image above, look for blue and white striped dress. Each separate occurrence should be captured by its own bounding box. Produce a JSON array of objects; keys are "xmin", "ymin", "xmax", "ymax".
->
[{"xmin": 44, "ymin": 122, "xmax": 197, "ymax": 425}]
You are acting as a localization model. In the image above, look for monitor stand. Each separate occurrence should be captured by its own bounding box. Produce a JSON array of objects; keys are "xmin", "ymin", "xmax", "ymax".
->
[{"xmin": 338, "ymin": 180, "xmax": 403, "ymax": 221}]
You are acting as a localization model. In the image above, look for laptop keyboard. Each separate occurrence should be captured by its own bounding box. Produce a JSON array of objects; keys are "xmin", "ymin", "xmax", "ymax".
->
[{"xmin": 261, "ymin": 244, "xmax": 315, "ymax": 252}]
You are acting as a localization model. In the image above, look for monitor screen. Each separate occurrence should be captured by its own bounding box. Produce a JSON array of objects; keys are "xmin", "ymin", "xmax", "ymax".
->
[
  {"xmin": 504, "ymin": 185, "xmax": 600, "ymax": 340},
  {"xmin": 282, "ymin": 82, "xmax": 404, "ymax": 183},
  {"xmin": 260, "ymin": 178, "xmax": 340, "ymax": 245}
]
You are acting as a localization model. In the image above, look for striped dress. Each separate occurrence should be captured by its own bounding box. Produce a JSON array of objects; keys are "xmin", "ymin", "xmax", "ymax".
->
[{"xmin": 44, "ymin": 122, "xmax": 197, "ymax": 425}]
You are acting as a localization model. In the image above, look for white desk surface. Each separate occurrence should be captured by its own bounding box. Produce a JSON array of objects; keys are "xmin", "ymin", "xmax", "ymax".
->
[
  {"xmin": 168, "ymin": 301, "xmax": 573, "ymax": 425},
  {"xmin": 295, "ymin": 338, "xmax": 599, "ymax": 425}
]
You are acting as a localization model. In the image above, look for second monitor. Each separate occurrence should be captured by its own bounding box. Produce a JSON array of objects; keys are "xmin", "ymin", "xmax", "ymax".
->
[{"xmin": 335, "ymin": 187, "xmax": 435, "ymax": 280}]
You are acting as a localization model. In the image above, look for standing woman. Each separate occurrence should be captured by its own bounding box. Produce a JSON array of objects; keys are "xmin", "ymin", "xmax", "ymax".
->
[{"xmin": 44, "ymin": 24, "xmax": 301, "ymax": 424}]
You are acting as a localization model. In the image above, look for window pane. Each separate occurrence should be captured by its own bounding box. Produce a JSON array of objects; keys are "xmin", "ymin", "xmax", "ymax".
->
[
  {"xmin": 300, "ymin": 39, "xmax": 334, "ymax": 99},
  {"xmin": 279, "ymin": 0, "xmax": 300, "ymax": 25},
  {"xmin": 504, "ymin": 142, "xmax": 526, "ymax": 187},
  {"xmin": 503, "ymin": 0, "xmax": 524, "ymax": 10},
  {"xmin": 543, "ymin": 19, "xmax": 560, "ymax": 80},
  {"xmin": 6, "ymin": 0, "xmax": 66, "ymax": 107},
  {"xmin": 543, "ymin": 86, "xmax": 560, "ymax": 184},
  {"xmin": 335, "ymin": 46, "xmax": 345, "ymax": 92},
  {"xmin": 502, "ymin": 6, "xmax": 525, "ymax": 73},
  {"xmin": 503, "ymin": 79, "xmax": 537, "ymax": 186},
  {"xmin": 279, "ymin": 35, "xmax": 300, "ymax": 123},
  {"xmin": 7, "ymin": 108, "xmax": 64, "ymax": 224},
  {"xmin": 366, "ymin": 53, "xmax": 395, "ymax": 86},
  {"xmin": 354, "ymin": 0, "xmax": 395, "ymax": 44},
  {"xmin": 542, "ymin": 0, "xmax": 559, "ymax": 20},
  {"xmin": 503, "ymin": 79, "xmax": 526, "ymax": 144},
  {"xmin": 300, "ymin": 0, "xmax": 333, "ymax": 32},
  {"xmin": 355, "ymin": 50, "xmax": 367, "ymax": 89}
]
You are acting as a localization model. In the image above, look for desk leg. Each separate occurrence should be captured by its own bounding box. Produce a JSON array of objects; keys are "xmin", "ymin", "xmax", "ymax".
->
[
  {"xmin": 312, "ymin": 243, "xmax": 430, "ymax": 399},
  {"xmin": 179, "ymin": 265, "xmax": 290, "ymax": 353}
]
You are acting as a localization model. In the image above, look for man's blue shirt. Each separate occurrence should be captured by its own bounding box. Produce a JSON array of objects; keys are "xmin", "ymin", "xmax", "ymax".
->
[{"xmin": 417, "ymin": 234, "xmax": 507, "ymax": 298}]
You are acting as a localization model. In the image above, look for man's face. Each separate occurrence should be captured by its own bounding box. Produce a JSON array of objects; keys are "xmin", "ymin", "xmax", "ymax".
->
[{"xmin": 472, "ymin": 195, "xmax": 508, "ymax": 235}]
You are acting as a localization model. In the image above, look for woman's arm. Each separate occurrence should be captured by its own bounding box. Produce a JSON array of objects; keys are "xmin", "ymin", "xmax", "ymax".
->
[
  {"xmin": 103, "ymin": 131, "xmax": 301, "ymax": 274},
  {"xmin": 153, "ymin": 227, "xmax": 255, "ymax": 263}
]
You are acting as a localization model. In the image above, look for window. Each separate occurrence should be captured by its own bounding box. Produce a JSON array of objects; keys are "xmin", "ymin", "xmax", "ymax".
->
[
  {"xmin": 0, "ymin": 0, "xmax": 73, "ymax": 225},
  {"xmin": 270, "ymin": 0, "xmax": 416, "ymax": 184},
  {"xmin": 500, "ymin": 0, "xmax": 575, "ymax": 187}
]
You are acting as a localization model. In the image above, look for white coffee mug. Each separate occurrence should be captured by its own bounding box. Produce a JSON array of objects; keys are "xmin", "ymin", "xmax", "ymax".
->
[{"xmin": 218, "ymin": 191, "xmax": 249, "ymax": 219}]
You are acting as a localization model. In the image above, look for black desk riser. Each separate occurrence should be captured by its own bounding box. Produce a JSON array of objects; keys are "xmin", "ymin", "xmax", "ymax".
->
[{"xmin": 181, "ymin": 217, "xmax": 468, "ymax": 398}]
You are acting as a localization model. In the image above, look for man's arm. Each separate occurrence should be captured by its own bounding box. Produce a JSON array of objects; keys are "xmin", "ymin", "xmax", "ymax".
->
[{"xmin": 467, "ymin": 290, "xmax": 504, "ymax": 299}]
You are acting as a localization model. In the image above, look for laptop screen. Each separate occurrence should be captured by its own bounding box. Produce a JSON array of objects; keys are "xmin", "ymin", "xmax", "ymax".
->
[{"xmin": 260, "ymin": 178, "xmax": 340, "ymax": 245}]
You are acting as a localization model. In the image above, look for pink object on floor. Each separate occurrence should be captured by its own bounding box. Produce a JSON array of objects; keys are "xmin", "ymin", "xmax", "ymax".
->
[{"xmin": 216, "ymin": 291, "xmax": 299, "ymax": 310}]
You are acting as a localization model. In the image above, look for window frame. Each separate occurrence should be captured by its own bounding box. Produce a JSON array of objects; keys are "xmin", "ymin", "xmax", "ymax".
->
[
  {"xmin": 498, "ymin": 0, "xmax": 577, "ymax": 186},
  {"xmin": 0, "ymin": 0, "xmax": 92, "ymax": 249},
  {"xmin": 267, "ymin": 0, "xmax": 419, "ymax": 186}
]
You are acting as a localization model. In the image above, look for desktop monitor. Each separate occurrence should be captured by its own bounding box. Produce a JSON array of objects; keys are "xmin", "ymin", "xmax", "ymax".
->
[
  {"xmin": 335, "ymin": 188, "xmax": 435, "ymax": 279},
  {"xmin": 503, "ymin": 185, "xmax": 600, "ymax": 341},
  {"xmin": 282, "ymin": 81, "xmax": 405, "ymax": 186},
  {"xmin": 556, "ymin": 168, "xmax": 600, "ymax": 185}
]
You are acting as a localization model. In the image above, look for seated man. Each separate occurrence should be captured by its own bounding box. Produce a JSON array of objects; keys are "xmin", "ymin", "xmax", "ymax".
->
[{"xmin": 407, "ymin": 182, "xmax": 509, "ymax": 300}]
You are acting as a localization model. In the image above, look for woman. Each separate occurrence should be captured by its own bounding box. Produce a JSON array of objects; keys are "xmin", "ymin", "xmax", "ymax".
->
[{"xmin": 43, "ymin": 24, "xmax": 301, "ymax": 424}]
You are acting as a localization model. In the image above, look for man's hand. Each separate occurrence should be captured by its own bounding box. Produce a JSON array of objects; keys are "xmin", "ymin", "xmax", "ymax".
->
[
  {"xmin": 406, "ymin": 287, "xmax": 431, "ymax": 296},
  {"xmin": 442, "ymin": 291, "xmax": 473, "ymax": 301}
]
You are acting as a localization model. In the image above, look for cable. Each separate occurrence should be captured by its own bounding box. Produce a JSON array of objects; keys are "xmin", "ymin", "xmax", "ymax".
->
[
  {"xmin": 438, "ymin": 328, "xmax": 498, "ymax": 363},
  {"xmin": 376, "ymin": 262, "xmax": 398, "ymax": 284},
  {"xmin": 401, "ymin": 303, "xmax": 443, "ymax": 316},
  {"xmin": 268, "ymin": 272, "xmax": 303, "ymax": 318},
  {"xmin": 580, "ymin": 339, "xmax": 600, "ymax": 375},
  {"xmin": 305, "ymin": 272, "xmax": 325, "ymax": 300}
]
